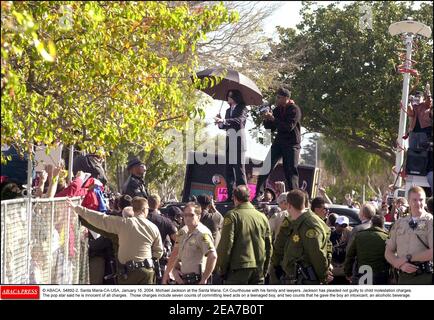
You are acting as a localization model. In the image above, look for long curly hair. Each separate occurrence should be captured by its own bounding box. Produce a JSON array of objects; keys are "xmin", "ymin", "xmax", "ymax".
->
[{"xmin": 226, "ymin": 89, "xmax": 246, "ymax": 106}]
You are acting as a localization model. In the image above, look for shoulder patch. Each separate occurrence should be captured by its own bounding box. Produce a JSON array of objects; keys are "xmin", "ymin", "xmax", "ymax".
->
[
  {"xmin": 176, "ymin": 228, "xmax": 187, "ymax": 238},
  {"xmin": 281, "ymin": 219, "xmax": 289, "ymax": 227},
  {"xmin": 202, "ymin": 233, "xmax": 213, "ymax": 250},
  {"xmin": 224, "ymin": 217, "xmax": 232, "ymax": 226},
  {"xmin": 202, "ymin": 233, "xmax": 211, "ymax": 243},
  {"xmin": 305, "ymin": 229, "xmax": 318, "ymax": 239}
]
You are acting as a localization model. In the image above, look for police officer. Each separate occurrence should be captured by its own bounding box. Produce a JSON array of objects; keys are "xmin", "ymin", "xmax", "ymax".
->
[
  {"xmin": 216, "ymin": 185, "xmax": 272, "ymax": 284},
  {"xmin": 161, "ymin": 202, "xmax": 217, "ymax": 285},
  {"xmin": 344, "ymin": 215, "xmax": 389, "ymax": 284},
  {"xmin": 385, "ymin": 186, "xmax": 433, "ymax": 284},
  {"xmin": 272, "ymin": 189, "xmax": 333, "ymax": 285},
  {"xmin": 122, "ymin": 157, "xmax": 149, "ymax": 199},
  {"xmin": 67, "ymin": 196, "xmax": 163, "ymax": 284}
]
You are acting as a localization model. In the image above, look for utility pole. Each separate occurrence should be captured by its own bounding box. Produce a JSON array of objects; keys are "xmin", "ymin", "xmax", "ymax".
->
[{"xmin": 388, "ymin": 19, "xmax": 431, "ymax": 190}]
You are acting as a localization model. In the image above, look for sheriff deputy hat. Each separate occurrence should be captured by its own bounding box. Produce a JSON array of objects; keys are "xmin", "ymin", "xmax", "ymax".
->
[
  {"xmin": 335, "ymin": 216, "xmax": 349, "ymax": 226},
  {"xmin": 127, "ymin": 157, "xmax": 144, "ymax": 170}
]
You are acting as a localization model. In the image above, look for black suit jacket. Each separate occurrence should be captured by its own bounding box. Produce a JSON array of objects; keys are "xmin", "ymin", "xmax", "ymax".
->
[{"xmin": 219, "ymin": 104, "xmax": 248, "ymax": 152}]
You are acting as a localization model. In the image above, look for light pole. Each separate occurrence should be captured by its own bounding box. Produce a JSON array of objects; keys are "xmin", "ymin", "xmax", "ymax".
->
[{"xmin": 388, "ymin": 19, "xmax": 431, "ymax": 189}]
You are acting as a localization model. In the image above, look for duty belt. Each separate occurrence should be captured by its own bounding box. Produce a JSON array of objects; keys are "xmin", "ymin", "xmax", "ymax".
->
[
  {"xmin": 181, "ymin": 273, "xmax": 201, "ymax": 284},
  {"xmin": 122, "ymin": 259, "xmax": 154, "ymax": 273},
  {"xmin": 413, "ymin": 261, "xmax": 433, "ymax": 274}
]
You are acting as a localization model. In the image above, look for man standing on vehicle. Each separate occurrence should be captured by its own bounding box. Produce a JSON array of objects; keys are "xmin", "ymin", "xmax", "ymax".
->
[{"xmin": 253, "ymin": 87, "xmax": 302, "ymax": 203}]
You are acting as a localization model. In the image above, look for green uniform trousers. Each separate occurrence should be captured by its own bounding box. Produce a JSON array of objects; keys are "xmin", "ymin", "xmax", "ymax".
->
[
  {"xmin": 398, "ymin": 272, "xmax": 432, "ymax": 285},
  {"xmin": 224, "ymin": 268, "xmax": 264, "ymax": 285},
  {"xmin": 118, "ymin": 268, "xmax": 155, "ymax": 285}
]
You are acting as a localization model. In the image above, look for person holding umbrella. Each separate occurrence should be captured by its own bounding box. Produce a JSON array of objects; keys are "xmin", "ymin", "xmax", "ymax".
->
[
  {"xmin": 214, "ymin": 89, "xmax": 248, "ymax": 202},
  {"xmin": 253, "ymin": 87, "xmax": 302, "ymax": 203}
]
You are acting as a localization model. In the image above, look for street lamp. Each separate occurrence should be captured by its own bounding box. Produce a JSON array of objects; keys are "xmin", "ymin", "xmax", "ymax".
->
[{"xmin": 388, "ymin": 19, "xmax": 431, "ymax": 189}]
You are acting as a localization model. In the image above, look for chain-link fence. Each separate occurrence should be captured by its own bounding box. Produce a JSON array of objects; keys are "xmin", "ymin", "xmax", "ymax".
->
[{"xmin": 1, "ymin": 197, "xmax": 89, "ymax": 284}]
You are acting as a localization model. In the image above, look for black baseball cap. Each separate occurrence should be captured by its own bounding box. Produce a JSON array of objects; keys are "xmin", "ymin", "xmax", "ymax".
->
[
  {"xmin": 127, "ymin": 157, "xmax": 144, "ymax": 170},
  {"xmin": 276, "ymin": 87, "xmax": 291, "ymax": 97}
]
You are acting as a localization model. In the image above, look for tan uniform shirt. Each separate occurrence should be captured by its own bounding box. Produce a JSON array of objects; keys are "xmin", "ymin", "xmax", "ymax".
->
[
  {"xmin": 176, "ymin": 223, "xmax": 215, "ymax": 274},
  {"xmin": 386, "ymin": 212, "xmax": 433, "ymax": 258},
  {"xmin": 269, "ymin": 210, "xmax": 288, "ymax": 238},
  {"xmin": 74, "ymin": 206, "xmax": 163, "ymax": 264}
]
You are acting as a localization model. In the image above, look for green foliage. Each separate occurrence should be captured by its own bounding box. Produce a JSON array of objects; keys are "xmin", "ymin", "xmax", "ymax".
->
[
  {"xmin": 264, "ymin": 1, "xmax": 433, "ymax": 163},
  {"xmin": 320, "ymin": 136, "xmax": 392, "ymax": 201},
  {"xmin": 1, "ymin": 1, "xmax": 236, "ymax": 162}
]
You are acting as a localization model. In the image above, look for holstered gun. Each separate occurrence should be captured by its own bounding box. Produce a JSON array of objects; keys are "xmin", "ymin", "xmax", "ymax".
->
[
  {"xmin": 103, "ymin": 260, "xmax": 119, "ymax": 284},
  {"xmin": 153, "ymin": 258, "xmax": 163, "ymax": 284},
  {"xmin": 295, "ymin": 262, "xmax": 318, "ymax": 284}
]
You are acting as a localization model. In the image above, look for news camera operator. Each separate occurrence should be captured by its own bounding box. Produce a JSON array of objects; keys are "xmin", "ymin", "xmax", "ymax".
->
[{"xmin": 253, "ymin": 87, "xmax": 302, "ymax": 203}]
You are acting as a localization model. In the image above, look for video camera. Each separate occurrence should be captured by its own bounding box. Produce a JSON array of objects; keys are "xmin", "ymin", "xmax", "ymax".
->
[{"xmin": 258, "ymin": 100, "xmax": 271, "ymax": 114}]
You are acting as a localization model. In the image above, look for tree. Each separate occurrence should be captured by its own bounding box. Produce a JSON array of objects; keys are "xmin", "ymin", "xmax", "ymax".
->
[
  {"xmin": 1, "ymin": 1, "xmax": 237, "ymax": 163},
  {"xmin": 300, "ymin": 134, "xmax": 319, "ymax": 166},
  {"xmin": 264, "ymin": 1, "xmax": 433, "ymax": 163},
  {"xmin": 319, "ymin": 136, "xmax": 393, "ymax": 202}
]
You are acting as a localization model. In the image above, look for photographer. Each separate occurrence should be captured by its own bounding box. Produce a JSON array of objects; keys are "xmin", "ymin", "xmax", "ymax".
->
[
  {"xmin": 253, "ymin": 87, "xmax": 302, "ymax": 203},
  {"xmin": 407, "ymin": 84, "xmax": 432, "ymax": 140},
  {"xmin": 390, "ymin": 197, "xmax": 409, "ymax": 221}
]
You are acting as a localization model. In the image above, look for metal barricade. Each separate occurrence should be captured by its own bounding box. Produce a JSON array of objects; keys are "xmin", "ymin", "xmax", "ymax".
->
[{"xmin": 1, "ymin": 197, "xmax": 88, "ymax": 284}]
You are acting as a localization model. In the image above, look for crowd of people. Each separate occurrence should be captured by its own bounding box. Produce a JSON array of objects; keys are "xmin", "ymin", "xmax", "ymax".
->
[{"xmin": 16, "ymin": 152, "xmax": 429, "ymax": 286}]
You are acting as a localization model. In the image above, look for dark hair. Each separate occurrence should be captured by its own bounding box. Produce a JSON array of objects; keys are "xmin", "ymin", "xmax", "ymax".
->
[
  {"xmin": 276, "ymin": 87, "xmax": 291, "ymax": 98},
  {"xmin": 311, "ymin": 197, "xmax": 326, "ymax": 211},
  {"xmin": 427, "ymin": 197, "xmax": 433, "ymax": 214},
  {"xmin": 166, "ymin": 206, "xmax": 183, "ymax": 219},
  {"xmin": 286, "ymin": 190, "xmax": 306, "ymax": 211},
  {"xmin": 226, "ymin": 89, "xmax": 246, "ymax": 106},
  {"xmin": 118, "ymin": 194, "xmax": 133, "ymax": 210},
  {"xmin": 196, "ymin": 194, "xmax": 212, "ymax": 209},
  {"xmin": 327, "ymin": 213, "xmax": 338, "ymax": 226},
  {"xmin": 371, "ymin": 215, "xmax": 385, "ymax": 229},
  {"xmin": 233, "ymin": 185, "xmax": 250, "ymax": 202}
]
